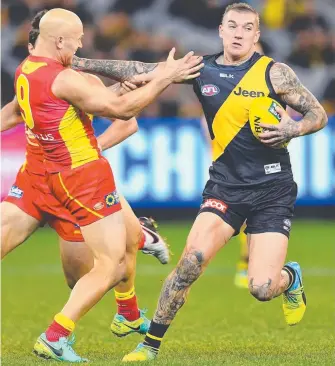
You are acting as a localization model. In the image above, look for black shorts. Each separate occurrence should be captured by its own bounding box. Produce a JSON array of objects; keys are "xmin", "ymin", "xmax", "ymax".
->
[{"xmin": 198, "ymin": 179, "xmax": 298, "ymax": 238}]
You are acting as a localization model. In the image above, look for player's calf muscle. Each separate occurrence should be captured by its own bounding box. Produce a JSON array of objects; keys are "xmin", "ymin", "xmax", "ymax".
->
[{"xmin": 153, "ymin": 250, "xmax": 205, "ymax": 324}]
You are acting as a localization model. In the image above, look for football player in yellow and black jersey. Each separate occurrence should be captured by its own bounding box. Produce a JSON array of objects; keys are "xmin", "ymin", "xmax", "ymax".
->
[{"xmin": 123, "ymin": 2, "xmax": 328, "ymax": 361}]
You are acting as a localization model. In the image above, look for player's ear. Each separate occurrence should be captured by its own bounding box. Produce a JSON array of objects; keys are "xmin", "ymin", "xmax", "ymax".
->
[
  {"xmin": 254, "ymin": 30, "xmax": 260, "ymax": 44},
  {"xmin": 219, "ymin": 24, "xmax": 224, "ymax": 39},
  {"xmin": 56, "ymin": 36, "xmax": 64, "ymax": 50}
]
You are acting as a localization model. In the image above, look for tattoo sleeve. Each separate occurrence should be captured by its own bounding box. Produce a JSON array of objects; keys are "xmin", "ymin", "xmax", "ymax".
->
[
  {"xmin": 270, "ymin": 62, "xmax": 328, "ymax": 136},
  {"xmin": 153, "ymin": 251, "xmax": 205, "ymax": 325},
  {"xmin": 72, "ymin": 56, "xmax": 159, "ymax": 82}
]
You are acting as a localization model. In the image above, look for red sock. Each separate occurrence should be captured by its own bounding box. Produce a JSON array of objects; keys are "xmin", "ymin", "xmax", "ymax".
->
[
  {"xmin": 116, "ymin": 295, "xmax": 140, "ymax": 321},
  {"xmin": 138, "ymin": 231, "xmax": 145, "ymax": 250},
  {"xmin": 45, "ymin": 320, "xmax": 71, "ymax": 342}
]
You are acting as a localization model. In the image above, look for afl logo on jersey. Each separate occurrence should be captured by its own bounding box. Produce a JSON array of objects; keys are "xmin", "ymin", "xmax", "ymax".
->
[{"xmin": 201, "ymin": 84, "xmax": 220, "ymax": 96}]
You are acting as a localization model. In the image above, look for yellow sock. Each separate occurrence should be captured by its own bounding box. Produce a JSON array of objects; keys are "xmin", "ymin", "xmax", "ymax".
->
[
  {"xmin": 54, "ymin": 313, "xmax": 75, "ymax": 332},
  {"xmin": 114, "ymin": 286, "xmax": 136, "ymax": 301}
]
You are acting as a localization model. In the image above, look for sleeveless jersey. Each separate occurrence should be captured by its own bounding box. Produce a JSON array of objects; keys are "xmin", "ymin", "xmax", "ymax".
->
[
  {"xmin": 193, "ymin": 52, "xmax": 293, "ymax": 188},
  {"xmin": 23, "ymin": 125, "xmax": 45, "ymax": 176},
  {"xmin": 14, "ymin": 55, "xmax": 101, "ymax": 173}
]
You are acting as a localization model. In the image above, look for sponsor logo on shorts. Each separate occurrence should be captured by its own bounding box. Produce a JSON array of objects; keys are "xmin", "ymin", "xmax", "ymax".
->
[
  {"xmin": 201, "ymin": 84, "xmax": 220, "ymax": 97},
  {"xmin": 8, "ymin": 185, "xmax": 23, "ymax": 198},
  {"xmin": 264, "ymin": 163, "xmax": 281, "ymax": 175},
  {"xmin": 93, "ymin": 202, "xmax": 104, "ymax": 211},
  {"xmin": 201, "ymin": 198, "xmax": 228, "ymax": 213},
  {"xmin": 283, "ymin": 218, "xmax": 292, "ymax": 232},
  {"xmin": 105, "ymin": 191, "xmax": 120, "ymax": 207}
]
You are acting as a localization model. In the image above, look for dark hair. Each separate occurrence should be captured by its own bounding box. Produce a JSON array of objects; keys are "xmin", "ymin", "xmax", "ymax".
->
[
  {"xmin": 222, "ymin": 2, "xmax": 260, "ymax": 28},
  {"xmin": 29, "ymin": 10, "xmax": 48, "ymax": 47},
  {"xmin": 28, "ymin": 29, "xmax": 40, "ymax": 47},
  {"xmin": 31, "ymin": 9, "xmax": 48, "ymax": 30}
]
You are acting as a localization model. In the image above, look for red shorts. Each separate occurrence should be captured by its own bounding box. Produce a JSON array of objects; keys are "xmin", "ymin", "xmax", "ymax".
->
[
  {"xmin": 47, "ymin": 157, "xmax": 122, "ymax": 226},
  {"xmin": 4, "ymin": 166, "xmax": 84, "ymax": 242}
]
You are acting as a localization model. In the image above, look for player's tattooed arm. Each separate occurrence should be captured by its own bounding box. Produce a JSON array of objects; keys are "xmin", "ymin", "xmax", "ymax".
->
[
  {"xmin": 71, "ymin": 56, "xmax": 162, "ymax": 83},
  {"xmin": 153, "ymin": 251, "xmax": 204, "ymax": 325},
  {"xmin": 259, "ymin": 62, "xmax": 328, "ymax": 147}
]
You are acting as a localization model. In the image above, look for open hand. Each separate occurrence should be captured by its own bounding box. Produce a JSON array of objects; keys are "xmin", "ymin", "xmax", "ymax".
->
[
  {"xmin": 258, "ymin": 106, "xmax": 300, "ymax": 148},
  {"xmin": 162, "ymin": 48, "xmax": 204, "ymax": 83}
]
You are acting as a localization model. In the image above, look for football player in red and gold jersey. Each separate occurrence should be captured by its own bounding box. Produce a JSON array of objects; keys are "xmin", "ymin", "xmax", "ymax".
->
[
  {"xmin": 1, "ymin": 21, "xmax": 172, "ymax": 362},
  {"xmin": 8, "ymin": 8, "xmax": 203, "ymax": 362}
]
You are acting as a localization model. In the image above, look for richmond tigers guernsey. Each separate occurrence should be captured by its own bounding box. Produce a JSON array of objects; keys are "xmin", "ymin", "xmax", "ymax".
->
[
  {"xmin": 193, "ymin": 52, "xmax": 293, "ymax": 188},
  {"xmin": 14, "ymin": 55, "xmax": 101, "ymax": 173}
]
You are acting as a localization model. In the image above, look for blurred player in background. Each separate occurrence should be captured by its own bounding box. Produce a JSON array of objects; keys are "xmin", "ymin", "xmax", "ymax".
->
[
  {"xmin": 123, "ymin": 2, "xmax": 328, "ymax": 361},
  {"xmin": 9, "ymin": 7, "xmax": 203, "ymax": 362}
]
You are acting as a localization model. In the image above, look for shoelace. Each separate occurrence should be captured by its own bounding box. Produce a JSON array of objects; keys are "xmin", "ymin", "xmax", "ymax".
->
[
  {"xmin": 140, "ymin": 308, "xmax": 148, "ymax": 315},
  {"xmin": 68, "ymin": 333, "xmax": 76, "ymax": 346},
  {"xmin": 60, "ymin": 338, "xmax": 82, "ymax": 359}
]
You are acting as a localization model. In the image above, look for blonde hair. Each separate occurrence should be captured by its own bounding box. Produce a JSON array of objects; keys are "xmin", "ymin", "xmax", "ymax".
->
[{"xmin": 222, "ymin": 2, "xmax": 260, "ymax": 29}]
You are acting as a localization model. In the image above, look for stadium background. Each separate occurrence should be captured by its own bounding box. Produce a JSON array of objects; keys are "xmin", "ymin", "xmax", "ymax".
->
[{"xmin": 1, "ymin": 1, "xmax": 335, "ymax": 365}]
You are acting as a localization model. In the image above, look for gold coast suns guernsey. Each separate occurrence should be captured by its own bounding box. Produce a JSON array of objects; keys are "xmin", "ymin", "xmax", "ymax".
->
[
  {"xmin": 193, "ymin": 52, "xmax": 293, "ymax": 188},
  {"xmin": 14, "ymin": 55, "xmax": 101, "ymax": 173}
]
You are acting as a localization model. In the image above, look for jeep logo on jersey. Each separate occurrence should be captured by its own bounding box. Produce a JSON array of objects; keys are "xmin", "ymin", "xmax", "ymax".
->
[
  {"xmin": 201, "ymin": 198, "xmax": 228, "ymax": 213},
  {"xmin": 234, "ymin": 87, "xmax": 265, "ymax": 98},
  {"xmin": 201, "ymin": 84, "xmax": 220, "ymax": 96}
]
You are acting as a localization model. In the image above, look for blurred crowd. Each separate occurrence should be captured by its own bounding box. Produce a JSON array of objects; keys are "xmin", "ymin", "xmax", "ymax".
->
[{"xmin": 2, "ymin": 0, "xmax": 335, "ymax": 116}]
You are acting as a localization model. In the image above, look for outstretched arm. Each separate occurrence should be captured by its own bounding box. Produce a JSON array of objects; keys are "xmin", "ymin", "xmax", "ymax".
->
[
  {"xmin": 55, "ymin": 49, "xmax": 203, "ymax": 120},
  {"xmin": 1, "ymin": 98, "xmax": 23, "ymax": 132},
  {"xmin": 259, "ymin": 63, "xmax": 328, "ymax": 147},
  {"xmin": 97, "ymin": 117, "xmax": 138, "ymax": 151},
  {"xmin": 72, "ymin": 56, "xmax": 164, "ymax": 83}
]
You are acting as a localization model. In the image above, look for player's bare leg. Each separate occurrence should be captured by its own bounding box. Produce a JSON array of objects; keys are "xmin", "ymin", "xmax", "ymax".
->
[
  {"xmin": 1, "ymin": 202, "xmax": 40, "ymax": 259},
  {"xmin": 122, "ymin": 212, "xmax": 235, "ymax": 361},
  {"xmin": 110, "ymin": 195, "xmax": 151, "ymax": 337},
  {"xmin": 34, "ymin": 212, "xmax": 127, "ymax": 362},
  {"xmin": 58, "ymin": 194, "xmax": 166, "ymax": 338},
  {"xmin": 60, "ymin": 212, "xmax": 126, "ymax": 321},
  {"xmin": 248, "ymin": 233, "xmax": 306, "ymax": 325},
  {"xmin": 59, "ymin": 240, "xmax": 93, "ymax": 289},
  {"xmin": 248, "ymin": 233, "xmax": 288, "ymax": 300}
]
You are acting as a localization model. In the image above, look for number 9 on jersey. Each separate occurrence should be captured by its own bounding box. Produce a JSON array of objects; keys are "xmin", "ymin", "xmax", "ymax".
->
[{"xmin": 16, "ymin": 74, "xmax": 35, "ymax": 129}]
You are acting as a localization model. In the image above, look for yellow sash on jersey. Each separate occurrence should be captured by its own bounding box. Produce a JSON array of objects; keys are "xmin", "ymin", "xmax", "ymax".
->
[
  {"xmin": 212, "ymin": 56, "xmax": 272, "ymax": 161},
  {"xmin": 22, "ymin": 60, "xmax": 47, "ymax": 74}
]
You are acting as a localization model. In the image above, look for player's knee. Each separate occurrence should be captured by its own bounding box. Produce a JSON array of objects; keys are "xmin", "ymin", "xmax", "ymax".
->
[
  {"xmin": 65, "ymin": 273, "xmax": 77, "ymax": 290},
  {"xmin": 176, "ymin": 249, "xmax": 206, "ymax": 284},
  {"xmin": 249, "ymin": 287, "xmax": 272, "ymax": 302},
  {"xmin": 95, "ymin": 254, "xmax": 126, "ymax": 288},
  {"xmin": 248, "ymin": 278, "xmax": 275, "ymax": 302}
]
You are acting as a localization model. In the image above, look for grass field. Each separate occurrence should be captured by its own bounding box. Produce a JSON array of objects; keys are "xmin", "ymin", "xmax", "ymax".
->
[{"xmin": 2, "ymin": 220, "xmax": 335, "ymax": 365}]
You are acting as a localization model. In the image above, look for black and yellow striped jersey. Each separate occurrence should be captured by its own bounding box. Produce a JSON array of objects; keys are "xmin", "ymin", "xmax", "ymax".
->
[{"xmin": 193, "ymin": 51, "xmax": 294, "ymax": 188}]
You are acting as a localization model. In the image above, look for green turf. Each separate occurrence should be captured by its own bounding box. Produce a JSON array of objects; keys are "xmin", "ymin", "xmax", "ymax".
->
[{"xmin": 2, "ymin": 220, "xmax": 335, "ymax": 365}]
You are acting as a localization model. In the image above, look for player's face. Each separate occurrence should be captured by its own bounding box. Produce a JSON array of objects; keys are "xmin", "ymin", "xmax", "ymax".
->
[
  {"xmin": 58, "ymin": 23, "xmax": 83, "ymax": 66},
  {"xmin": 219, "ymin": 10, "xmax": 260, "ymax": 60}
]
